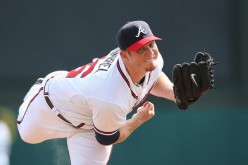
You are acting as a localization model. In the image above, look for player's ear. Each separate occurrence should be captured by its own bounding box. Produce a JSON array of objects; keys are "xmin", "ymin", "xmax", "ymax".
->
[
  {"xmin": 120, "ymin": 50, "xmax": 133, "ymax": 63},
  {"xmin": 120, "ymin": 50, "xmax": 128, "ymax": 59}
]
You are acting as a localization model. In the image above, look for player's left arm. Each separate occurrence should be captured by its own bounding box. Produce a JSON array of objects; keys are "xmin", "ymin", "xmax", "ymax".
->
[{"xmin": 150, "ymin": 72, "xmax": 176, "ymax": 102}]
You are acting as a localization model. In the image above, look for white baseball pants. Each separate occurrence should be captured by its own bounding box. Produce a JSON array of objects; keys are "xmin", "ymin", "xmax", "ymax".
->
[{"xmin": 17, "ymin": 71, "xmax": 113, "ymax": 165}]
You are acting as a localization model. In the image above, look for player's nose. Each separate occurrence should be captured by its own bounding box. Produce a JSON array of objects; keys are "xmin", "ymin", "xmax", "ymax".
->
[{"xmin": 145, "ymin": 47, "xmax": 154, "ymax": 57}]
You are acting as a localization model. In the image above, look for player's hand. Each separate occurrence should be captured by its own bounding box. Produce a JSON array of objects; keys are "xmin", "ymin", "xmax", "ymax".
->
[{"xmin": 132, "ymin": 101, "xmax": 155, "ymax": 124}]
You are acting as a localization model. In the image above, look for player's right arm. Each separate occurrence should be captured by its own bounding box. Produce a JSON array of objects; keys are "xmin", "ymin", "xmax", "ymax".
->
[
  {"xmin": 114, "ymin": 101, "xmax": 155, "ymax": 144},
  {"xmin": 92, "ymin": 100, "xmax": 155, "ymax": 145}
]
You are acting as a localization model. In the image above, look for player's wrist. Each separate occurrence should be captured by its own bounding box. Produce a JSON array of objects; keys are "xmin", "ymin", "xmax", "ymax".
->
[{"xmin": 131, "ymin": 114, "xmax": 144, "ymax": 125}]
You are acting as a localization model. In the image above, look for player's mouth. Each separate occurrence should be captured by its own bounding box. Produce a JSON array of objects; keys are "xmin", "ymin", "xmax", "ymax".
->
[{"xmin": 145, "ymin": 57, "xmax": 157, "ymax": 63}]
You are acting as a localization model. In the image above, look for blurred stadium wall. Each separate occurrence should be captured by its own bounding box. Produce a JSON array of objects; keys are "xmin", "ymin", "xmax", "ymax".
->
[{"xmin": 0, "ymin": 0, "xmax": 247, "ymax": 164}]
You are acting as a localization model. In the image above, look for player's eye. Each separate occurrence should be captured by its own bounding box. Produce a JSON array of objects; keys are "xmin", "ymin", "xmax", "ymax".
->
[
  {"xmin": 137, "ymin": 47, "xmax": 144, "ymax": 54},
  {"xmin": 149, "ymin": 42, "xmax": 155, "ymax": 48}
]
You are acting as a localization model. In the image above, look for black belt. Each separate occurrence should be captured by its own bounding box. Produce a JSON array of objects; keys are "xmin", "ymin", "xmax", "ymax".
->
[
  {"xmin": 44, "ymin": 95, "xmax": 85, "ymax": 128},
  {"xmin": 42, "ymin": 77, "xmax": 85, "ymax": 129},
  {"xmin": 44, "ymin": 96, "xmax": 73, "ymax": 125}
]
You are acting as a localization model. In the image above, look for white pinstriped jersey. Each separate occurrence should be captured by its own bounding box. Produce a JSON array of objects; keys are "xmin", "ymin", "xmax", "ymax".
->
[{"xmin": 47, "ymin": 48, "xmax": 164, "ymax": 136}]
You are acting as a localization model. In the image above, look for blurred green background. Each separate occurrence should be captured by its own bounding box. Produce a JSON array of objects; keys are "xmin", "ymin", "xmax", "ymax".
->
[{"xmin": 0, "ymin": 0, "xmax": 247, "ymax": 164}]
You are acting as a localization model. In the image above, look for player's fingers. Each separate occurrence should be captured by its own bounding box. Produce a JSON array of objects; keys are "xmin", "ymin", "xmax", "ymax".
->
[
  {"xmin": 144, "ymin": 102, "xmax": 154, "ymax": 111},
  {"xmin": 143, "ymin": 101, "xmax": 150, "ymax": 107},
  {"xmin": 137, "ymin": 107, "xmax": 142, "ymax": 113},
  {"xmin": 136, "ymin": 101, "xmax": 152, "ymax": 113},
  {"xmin": 141, "ymin": 102, "xmax": 155, "ymax": 117}
]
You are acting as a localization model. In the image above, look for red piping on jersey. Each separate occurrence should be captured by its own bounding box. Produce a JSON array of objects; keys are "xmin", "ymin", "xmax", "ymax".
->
[
  {"xmin": 135, "ymin": 81, "xmax": 156, "ymax": 107},
  {"xmin": 147, "ymin": 73, "xmax": 151, "ymax": 84},
  {"xmin": 117, "ymin": 59, "xmax": 138, "ymax": 99},
  {"xmin": 17, "ymin": 87, "xmax": 43, "ymax": 124}
]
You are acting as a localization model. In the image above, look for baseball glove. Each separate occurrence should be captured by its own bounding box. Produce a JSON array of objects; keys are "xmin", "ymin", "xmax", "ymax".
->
[{"xmin": 172, "ymin": 52, "xmax": 215, "ymax": 110}]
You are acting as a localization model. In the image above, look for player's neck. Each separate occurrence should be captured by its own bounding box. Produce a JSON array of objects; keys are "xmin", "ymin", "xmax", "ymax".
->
[
  {"xmin": 123, "ymin": 63, "xmax": 146, "ymax": 85},
  {"xmin": 130, "ymin": 72, "xmax": 145, "ymax": 85},
  {"xmin": 120, "ymin": 50, "xmax": 147, "ymax": 84}
]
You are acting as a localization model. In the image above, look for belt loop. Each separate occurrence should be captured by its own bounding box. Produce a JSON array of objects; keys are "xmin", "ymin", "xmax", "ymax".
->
[
  {"xmin": 43, "ymin": 76, "xmax": 54, "ymax": 96},
  {"xmin": 52, "ymin": 107, "xmax": 60, "ymax": 116}
]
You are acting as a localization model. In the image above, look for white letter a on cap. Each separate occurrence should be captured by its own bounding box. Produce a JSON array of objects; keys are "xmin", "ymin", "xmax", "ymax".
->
[{"xmin": 136, "ymin": 26, "xmax": 146, "ymax": 37}]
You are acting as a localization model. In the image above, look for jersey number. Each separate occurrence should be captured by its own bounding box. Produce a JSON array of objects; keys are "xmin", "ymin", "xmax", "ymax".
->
[{"xmin": 66, "ymin": 59, "xmax": 99, "ymax": 78}]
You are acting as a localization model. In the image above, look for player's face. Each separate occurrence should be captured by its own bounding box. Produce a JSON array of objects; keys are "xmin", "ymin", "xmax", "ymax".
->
[{"xmin": 128, "ymin": 41, "xmax": 159, "ymax": 72}]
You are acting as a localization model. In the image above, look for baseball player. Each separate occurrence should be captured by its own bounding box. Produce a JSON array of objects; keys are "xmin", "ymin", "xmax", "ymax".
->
[{"xmin": 17, "ymin": 20, "xmax": 215, "ymax": 165}]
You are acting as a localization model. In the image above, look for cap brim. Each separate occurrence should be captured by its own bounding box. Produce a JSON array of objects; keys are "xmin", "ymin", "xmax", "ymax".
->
[{"xmin": 127, "ymin": 36, "xmax": 162, "ymax": 51}]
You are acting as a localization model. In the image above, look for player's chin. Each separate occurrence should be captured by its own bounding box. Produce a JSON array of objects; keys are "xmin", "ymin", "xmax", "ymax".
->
[
  {"xmin": 144, "ymin": 58, "xmax": 157, "ymax": 71},
  {"xmin": 145, "ymin": 63, "xmax": 157, "ymax": 72}
]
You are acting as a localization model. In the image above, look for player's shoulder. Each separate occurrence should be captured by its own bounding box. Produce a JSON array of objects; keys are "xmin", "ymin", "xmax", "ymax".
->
[
  {"xmin": 92, "ymin": 48, "xmax": 120, "ymax": 79},
  {"xmin": 95, "ymin": 48, "xmax": 120, "ymax": 72}
]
